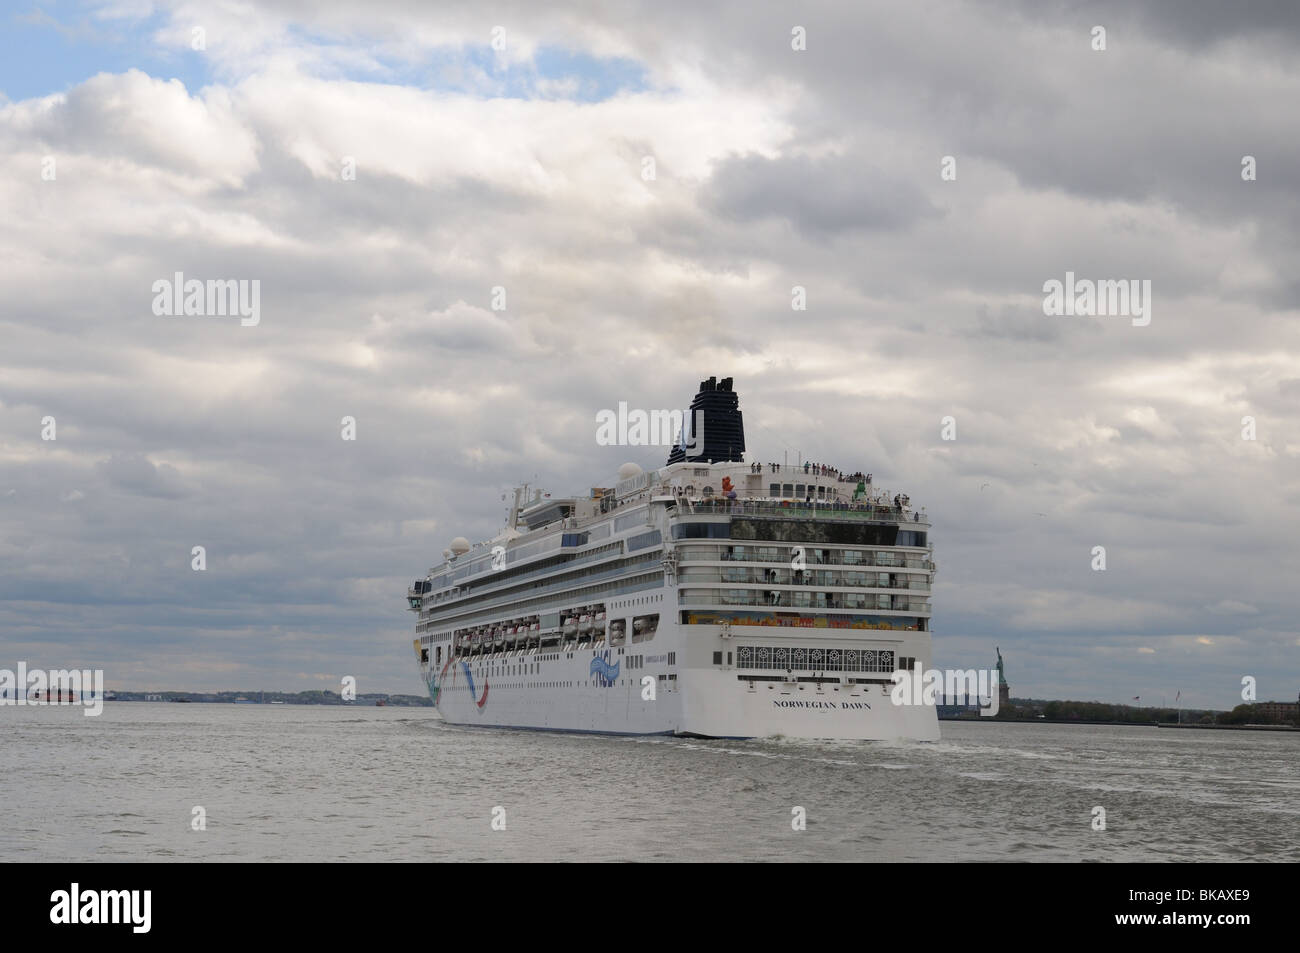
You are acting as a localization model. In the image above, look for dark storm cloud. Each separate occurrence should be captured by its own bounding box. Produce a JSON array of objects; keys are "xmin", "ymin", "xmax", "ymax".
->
[
  {"xmin": 995, "ymin": 0, "xmax": 1300, "ymax": 48},
  {"xmin": 703, "ymin": 152, "xmax": 941, "ymax": 237}
]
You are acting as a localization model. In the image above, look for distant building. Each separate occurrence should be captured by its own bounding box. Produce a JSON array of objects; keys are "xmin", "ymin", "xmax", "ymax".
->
[{"xmin": 1256, "ymin": 699, "xmax": 1299, "ymax": 724}]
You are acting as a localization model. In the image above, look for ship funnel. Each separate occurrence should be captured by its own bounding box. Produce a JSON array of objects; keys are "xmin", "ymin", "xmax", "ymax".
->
[{"xmin": 666, "ymin": 375, "xmax": 746, "ymax": 465}]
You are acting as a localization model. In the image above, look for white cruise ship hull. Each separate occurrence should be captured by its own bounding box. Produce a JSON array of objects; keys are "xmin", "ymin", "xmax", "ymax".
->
[
  {"xmin": 421, "ymin": 614, "xmax": 939, "ymax": 741},
  {"xmin": 407, "ymin": 377, "xmax": 941, "ymax": 742}
]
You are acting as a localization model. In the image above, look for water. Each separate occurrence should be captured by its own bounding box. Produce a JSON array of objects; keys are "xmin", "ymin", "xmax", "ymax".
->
[{"xmin": 4, "ymin": 704, "xmax": 1297, "ymax": 861}]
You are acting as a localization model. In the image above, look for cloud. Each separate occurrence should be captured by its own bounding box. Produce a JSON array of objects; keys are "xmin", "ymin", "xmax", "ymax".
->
[
  {"xmin": 703, "ymin": 152, "xmax": 940, "ymax": 237},
  {"xmin": 1208, "ymin": 600, "xmax": 1259, "ymax": 615},
  {"xmin": 0, "ymin": 0, "xmax": 1296, "ymax": 708},
  {"xmin": 94, "ymin": 452, "xmax": 194, "ymax": 499},
  {"xmin": 9, "ymin": 69, "xmax": 260, "ymax": 186}
]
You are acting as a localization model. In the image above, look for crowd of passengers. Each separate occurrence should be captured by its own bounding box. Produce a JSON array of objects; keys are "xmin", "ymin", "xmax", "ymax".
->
[{"xmin": 747, "ymin": 461, "xmax": 871, "ymax": 483}]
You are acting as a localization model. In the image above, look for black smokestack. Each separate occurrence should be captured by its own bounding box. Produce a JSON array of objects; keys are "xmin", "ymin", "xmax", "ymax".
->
[{"xmin": 666, "ymin": 376, "xmax": 746, "ymax": 465}]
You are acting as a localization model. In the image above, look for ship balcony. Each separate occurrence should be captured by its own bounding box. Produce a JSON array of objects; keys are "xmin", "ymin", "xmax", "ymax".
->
[
  {"xmin": 681, "ymin": 567, "xmax": 929, "ymax": 590},
  {"xmin": 679, "ymin": 498, "xmax": 928, "ymax": 526},
  {"xmin": 678, "ymin": 589, "xmax": 930, "ymax": 613},
  {"xmin": 687, "ymin": 549, "xmax": 932, "ymax": 570}
]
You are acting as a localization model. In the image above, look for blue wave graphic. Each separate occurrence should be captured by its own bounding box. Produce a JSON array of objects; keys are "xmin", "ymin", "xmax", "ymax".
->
[{"xmin": 590, "ymin": 656, "xmax": 620, "ymax": 681}]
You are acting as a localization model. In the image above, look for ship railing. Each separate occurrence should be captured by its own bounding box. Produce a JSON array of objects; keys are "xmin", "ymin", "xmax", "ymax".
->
[
  {"xmin": 696, "ymin": 572, "xmax": 930, "ymax": 591},
  {"xmin": 710, "ymin": 552, "xmax": 931, "ymax": 569},
  {"xmin": 684, "ymin": 499, "xmax": 925, "ymax": 524},
  {"xmin": 678, "ymin": 594, "xmax": 929, "ymax": 612}
]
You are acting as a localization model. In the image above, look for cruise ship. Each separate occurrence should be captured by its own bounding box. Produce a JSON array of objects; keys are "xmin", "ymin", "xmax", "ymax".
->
[{"xmin": 406, "ymin": 377, "xmax": 939, "ymax": 740}]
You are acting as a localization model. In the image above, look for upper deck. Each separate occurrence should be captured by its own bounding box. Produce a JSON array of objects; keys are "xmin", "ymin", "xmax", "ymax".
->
[{"xmin": 407, "ymin": 457, "xmax": 928, "ymax": 607}]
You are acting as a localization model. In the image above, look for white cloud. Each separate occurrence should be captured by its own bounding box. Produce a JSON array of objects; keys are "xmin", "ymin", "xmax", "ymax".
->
[{"xmin": 1, "ymin": 0, "xmax": 1297, "ymax": 707}]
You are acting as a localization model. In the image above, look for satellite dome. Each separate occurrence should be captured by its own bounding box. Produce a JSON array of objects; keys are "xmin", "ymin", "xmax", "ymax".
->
[
  {"xmin": 449, "ymin": 537, "xmax": 470, "ymax": 555},
  {"xmin": 617, "ymin": 462, "xmax": 643, "ymax": 480}
]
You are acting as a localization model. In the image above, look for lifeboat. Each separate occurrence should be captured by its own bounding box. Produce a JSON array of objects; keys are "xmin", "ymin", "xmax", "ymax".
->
[
  {"xmin": 562, "ymin": 616, "xmax": 578, "ymax": 637},
  {"xmin": 578, "ymin": 613, "xmax": 592, "ymax": 635},
  {"xmin": 593, "ymin": 611, "xmax": 607, "ymax": 635}
]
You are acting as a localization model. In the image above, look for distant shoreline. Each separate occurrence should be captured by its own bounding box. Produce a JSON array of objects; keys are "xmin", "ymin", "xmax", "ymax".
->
[
  {"xmin": 102, "ymin": 690, "xmax": 432, "ymax": 707},
  {"xmin": 939, "ymin": 716, "xmax": 1299, "ymax": 732}
]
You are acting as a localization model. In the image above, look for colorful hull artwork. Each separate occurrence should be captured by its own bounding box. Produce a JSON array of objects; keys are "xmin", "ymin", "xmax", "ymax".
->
[
  {"xmin": 460, "ymin": 661, "xmax": 489, "ymax": 709},
  {"xmin": 589, "ymin": 652, "xmax": 620, "ymax": 687},
  {"xmin": 428, "ymin": 656, "xmax": 489, "ymax": 709}
]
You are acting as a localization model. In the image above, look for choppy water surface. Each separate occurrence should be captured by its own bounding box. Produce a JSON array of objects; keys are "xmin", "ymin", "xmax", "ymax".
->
[{"xmin": 4, "ymin": 704, "xmax": 1296, "ymax": 861}]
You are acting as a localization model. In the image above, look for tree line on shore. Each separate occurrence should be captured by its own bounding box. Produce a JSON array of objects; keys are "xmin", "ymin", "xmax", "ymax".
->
[
  {"xmin": 108, "ymin": 689, "xmax": 432, "ymax": 706},
  {"xmin": 984, "ymin": 699, "xmax": 1298, "ymax": 726}
]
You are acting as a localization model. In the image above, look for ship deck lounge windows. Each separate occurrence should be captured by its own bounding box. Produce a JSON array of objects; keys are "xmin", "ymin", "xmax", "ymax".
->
[{"xmin": 671, "ymin": 522, "xmax": 732, "ymax": 539}]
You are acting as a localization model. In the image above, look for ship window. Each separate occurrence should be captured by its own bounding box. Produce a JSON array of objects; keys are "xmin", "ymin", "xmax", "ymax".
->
[
  {"xmin": 713, "ymin": 651, "xmax": 722, "ymax": 665},
  {"xmin": 770, "ymin": 483, "xmax": 780, "ymax": 497},
  {"xmin": 671, "ymin": 522, "xmax": 729, "ymax": 539},
  {"xmin": 796, "ymin": 484, "xmax": 805, "ymax": 497},
  {"xmin": 783, "ymin": 484, "xmax": 794, "ymax": 497}
]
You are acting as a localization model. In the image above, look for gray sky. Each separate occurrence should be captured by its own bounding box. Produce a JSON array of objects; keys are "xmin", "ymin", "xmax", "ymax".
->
[{"xmin": 2, "ymin": 0, "xmax": 1297, "ymax": 708}]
